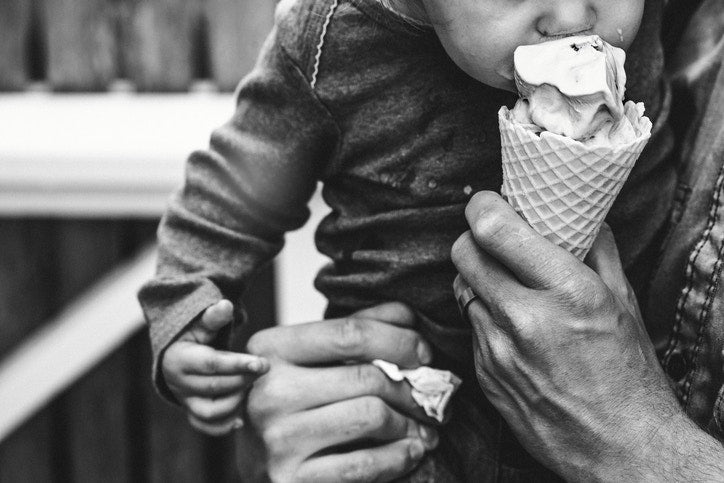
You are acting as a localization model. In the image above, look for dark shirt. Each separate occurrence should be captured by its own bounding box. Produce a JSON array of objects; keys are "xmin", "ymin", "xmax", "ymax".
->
[
  {"xmin": 647, "ymin": 0, "xmax": 724, "ymax": 446},
  {"xmin": 139, "ymin": 0, "xmax": 678, "ymax": 479}
]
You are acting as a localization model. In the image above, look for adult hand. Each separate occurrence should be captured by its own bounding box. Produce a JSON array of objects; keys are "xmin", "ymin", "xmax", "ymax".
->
[
  {"xmin": 240, "ymin": 302, "xmax": 440, "ymax": 483},
  {"xmin": 450, "ymin": 191, "xmax": 721, "ymax": 481}
]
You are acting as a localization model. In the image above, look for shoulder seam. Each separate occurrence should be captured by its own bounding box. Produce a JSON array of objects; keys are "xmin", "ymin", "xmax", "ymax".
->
[
  {"xmin": 311, "ymin": 0, "xmax": 340, "ymax": 89},
  {"xmin": 278, "ymin": 43, "xmax": 343, "ymax": 175}
]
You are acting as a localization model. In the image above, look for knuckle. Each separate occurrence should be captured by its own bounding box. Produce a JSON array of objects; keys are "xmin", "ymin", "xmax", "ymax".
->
[
  {"xmin": 246, "ymin": 378, "xmax": 274, "ymax": 421},
  {"xmin": 246, "ymin": 331, "xmax": 270, "ymax": 356},
  {"xmin": 261, "ymin": 425, "xmax": 289, "ymax": 455},
  {"xmin": 335, "ymin": 317, "xmax": 366, "ymax": 355},
  {"xmin": 161, "ymin": 350, "xmax": 184, "ymax": 378},
  {"xmin": 486, "ymin": 337, "xmax": 513, "ymax": 369},
  {"xmin": 354, "ymin": 364, "xmax": 383, "ymax": 394},
  {"xmin": 399, "ymin": 330, "xmax": 423, "ymax": 358},
  {"xmin": 505, "ymin": 303, "xmax": 539, "ymax": 341},
  {"xmin": 588, "ymin": 287, "xmax": 614, "ymax": 313},
  {"xmin": 358, "ymin": 396, "xmax": 389, "ymax": 430},
  {"xmin": 558, "ymin": 275, "xmax": 609, "ymax": 315},
  {"xmin": 388, "ymin": 302, "xmax": 416, "ymax": 324},
  {"xmin": 451, "ymin": 232, "xmax": 473, "ymax": 267},
  {"xmin": 268, "ymin": 468, "xmax": 293, "ymax": 483},
  {"xmin": 245, "ymin": 393, "xmax": 265, "ymax": 423},
  {"xmin": 189, "ymin": 400, "xmax": 214, "ymax": 421},
  {"xmin": 205, "ymin": 377, "xmax": 221, "ymax": 394},
  {"xmin": 202, "ymin": 355, "xmax": 219, "ymax": 374},
  {"xmin": 340, "ymin": 455, "xmax": 376, "ymax": 482}
]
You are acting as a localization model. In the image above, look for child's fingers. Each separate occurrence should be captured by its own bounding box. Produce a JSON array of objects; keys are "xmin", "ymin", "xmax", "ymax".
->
[
  {"xmin": 186, "ymin": 393, "xmax": 245, "ymax": 423},
  {"xmin": 170, "ymin": 343, "xmax": 270, "ymax": 376},
  {"xmin": 181, "ymin": 299, "xmax": 234, "ymax": 345},
  {"xmin": 179, "ymin": 374, "xmax": 259, "ymax": 397},
  {"xmin": 188, "ymin": 413, "xmax": 244, "ymax": 436},
  {"xmin": 199, "ymin": 299, "xmax": 234, "ymax": 331}
]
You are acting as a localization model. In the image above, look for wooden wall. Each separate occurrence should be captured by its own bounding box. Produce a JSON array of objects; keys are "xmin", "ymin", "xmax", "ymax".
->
[
  {"xmin": 0, "ymin": 0, "xmax": 275, "ymax": 92},
  {"xmin": 0, "ymin": 0, "xmax": 277, "ymax": 481}
]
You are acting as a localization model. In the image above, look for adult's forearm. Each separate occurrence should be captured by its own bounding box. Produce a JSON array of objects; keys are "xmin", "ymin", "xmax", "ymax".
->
[{"xmin": 606, "ymin": 412, "xmax": 724, "ymax": 482}]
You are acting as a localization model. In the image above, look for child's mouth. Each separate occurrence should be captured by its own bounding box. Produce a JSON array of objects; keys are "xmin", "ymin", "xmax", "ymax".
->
[{"xmin": 540, "ymin": 28, "xmax": 594, "ymax": 42}]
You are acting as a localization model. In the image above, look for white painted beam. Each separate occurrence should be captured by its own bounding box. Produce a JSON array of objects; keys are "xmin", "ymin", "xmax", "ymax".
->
[
  {"xmin": 0, "ymin": 245, "xmax": 156, "ymax": 442},
  {"xmin": 0, "ymin": 92, "xmax": 234, "ymax": 217}
]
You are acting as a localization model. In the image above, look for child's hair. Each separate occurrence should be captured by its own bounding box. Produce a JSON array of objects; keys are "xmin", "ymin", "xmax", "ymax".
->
[{"xmin": 377, "ymin": 0, "xmax": 429, "ymax": 26}]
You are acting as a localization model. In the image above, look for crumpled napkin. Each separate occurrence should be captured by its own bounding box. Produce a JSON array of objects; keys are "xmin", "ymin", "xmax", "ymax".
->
[{"xmin": 372, "ymin": 359, "xmax": 462, "ymax": 423}]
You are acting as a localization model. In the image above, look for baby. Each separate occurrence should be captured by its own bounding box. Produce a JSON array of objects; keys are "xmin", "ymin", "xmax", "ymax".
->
[{"xmin": 140, "ymin": 0, "xmax": 673, "ymax": 480}]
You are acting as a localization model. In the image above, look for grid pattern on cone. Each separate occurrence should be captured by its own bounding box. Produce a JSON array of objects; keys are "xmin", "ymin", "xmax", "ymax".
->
[{"xmin": 498, "ymin": 107, "xmax": 648, "ymax": 259}]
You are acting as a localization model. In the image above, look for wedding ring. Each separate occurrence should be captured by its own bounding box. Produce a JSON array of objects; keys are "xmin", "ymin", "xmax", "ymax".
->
[{"xmin": 457, "ymin": 285, "xmax": 480, "ymax": 322}]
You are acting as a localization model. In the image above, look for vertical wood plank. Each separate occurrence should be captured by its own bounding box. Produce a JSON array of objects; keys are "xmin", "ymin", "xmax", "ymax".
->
[
  {"xmin": 42, "ymin": 0, "xmax": 118, "ymax": 91},
  {"xmin": 60, "ymin": 348, "xmax": 132, "ymax": 483},
  {"xmin": 0, "ymin": 0, "xmax": 33, "ymax": 89},
  {"xmin": 122, "ymin": 0, "xmax": 202, "ymax": 91},
  {"xmin": 0, "ymin": 410, "xmax": 56, "ymax": 482},
  {"xmin": 0, "ymin": 220, "xmax": 59, "ymax": 480},
  {"xmin": 206, "ymin": 0, "xmax": 275, "ymax": 92},
  {"xmin": 53, "ymin": 221, "xmax": 128, "ymax": 482},
  {"xmin": 53, "ymin": 221, "xmax": 124, "ymax": 304},
  {"xmin": 0, "ymin": 220, "xmax": 57, "ymax": 357}
]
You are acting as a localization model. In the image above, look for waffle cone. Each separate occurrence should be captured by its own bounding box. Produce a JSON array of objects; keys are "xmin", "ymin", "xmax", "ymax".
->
[{"xmin": 498, "ymin": 102, "xmax": 652, "ymax": 259}]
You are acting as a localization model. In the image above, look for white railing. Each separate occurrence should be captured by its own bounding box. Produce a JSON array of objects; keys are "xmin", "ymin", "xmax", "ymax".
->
[
  {"xmin": 0, "ymin": 245, "xmax": 156, "ymax": 441},
  {"xmin": 0, "ymin": 89, "xmax": 231, "ymax": 217},
  {"xmin": 0, "ymin": 92, "xmax": 328, "ymax": 442}
]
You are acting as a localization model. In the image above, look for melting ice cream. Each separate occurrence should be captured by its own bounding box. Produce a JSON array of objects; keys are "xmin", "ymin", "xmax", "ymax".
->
[{"xmin": 510, "ymin": 35, "xmax": 639, "ymax": 145}]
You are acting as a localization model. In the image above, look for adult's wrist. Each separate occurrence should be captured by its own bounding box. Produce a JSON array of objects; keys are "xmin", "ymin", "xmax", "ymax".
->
[{"xmin": 604, "ymin": 409, "xmax": 724, "ymax": 481}]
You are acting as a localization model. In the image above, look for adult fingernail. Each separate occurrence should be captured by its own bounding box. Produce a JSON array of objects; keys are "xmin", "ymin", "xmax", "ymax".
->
[
  {"xmin": 409, "ymin": 439, "xmax": 425, "ymax": 461},
  {"xmin": 232, "ymin": 418, "xmax": 244, "ymax": 430},
  {"xmin": 248, "ymin": 360, "xmax": 262, "ymax": 372},
  {"xmin": 417, "ymin": 342, "xmax": 432, "ymax": 365}
]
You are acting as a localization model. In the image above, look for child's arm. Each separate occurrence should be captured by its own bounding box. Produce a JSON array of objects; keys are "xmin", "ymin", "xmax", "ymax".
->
[
  {"xmin": 138, "ymin": 15, "xmax": 340, "ymax": 405},
  {"xmin": 162, "ymin": 299, "xmax": 269, "ymax": 435}
]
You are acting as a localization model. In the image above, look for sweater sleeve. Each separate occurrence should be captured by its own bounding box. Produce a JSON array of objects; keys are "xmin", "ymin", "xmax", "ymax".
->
[{"xmin": 138, "ymin": 24, "xmax": 340, "ymax": 401}]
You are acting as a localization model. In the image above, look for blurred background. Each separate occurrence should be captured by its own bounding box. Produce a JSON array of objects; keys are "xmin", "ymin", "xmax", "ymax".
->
[
  {"xmin": 0, "ymin": 0, "xmax": 722, "ymax": 482},
  {"xmin": 0, "ymin": 0, "xmax": 327, "ymax": 481}
]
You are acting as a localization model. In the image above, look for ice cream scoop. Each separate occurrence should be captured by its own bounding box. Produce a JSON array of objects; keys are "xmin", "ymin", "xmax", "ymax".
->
[
  {"xmin": 497, "ymin": 35, "xmax": 652, "ymax": 259},
  {"xmin": 510, "ymin": 35, "xmax": 634, "ymax": 144}
]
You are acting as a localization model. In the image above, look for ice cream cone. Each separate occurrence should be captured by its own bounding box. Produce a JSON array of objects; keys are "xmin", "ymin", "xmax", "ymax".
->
[{"xmin": 498, "ymin": 101, "xmax": 652, "ymax": 260}]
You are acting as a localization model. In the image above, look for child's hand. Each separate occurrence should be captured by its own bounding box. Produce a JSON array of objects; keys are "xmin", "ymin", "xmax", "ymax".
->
[{"xmin": 161, "ymin": 299, "xmax": 270, "ymax": 436}]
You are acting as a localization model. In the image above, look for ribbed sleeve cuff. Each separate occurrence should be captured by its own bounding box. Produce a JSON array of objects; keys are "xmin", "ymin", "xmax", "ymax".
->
[{"xmin": 145, "ymin": 281, "xmax": 224, "ymax": 405}]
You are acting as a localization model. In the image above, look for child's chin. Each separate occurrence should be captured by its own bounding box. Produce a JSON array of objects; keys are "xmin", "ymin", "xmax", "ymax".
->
[
  {"xmin": 475, "ymin": 75, "xmax": 517, "ymax": 93},
  {"xmin": 465, "ymin": 68, "xmax": 517, "ymax": 93}
]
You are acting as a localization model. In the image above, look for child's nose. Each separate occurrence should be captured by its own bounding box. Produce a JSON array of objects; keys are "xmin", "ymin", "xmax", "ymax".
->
[{"xmin": 536, "ymin": 1, "xmax": 596, "ymax": 37}]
